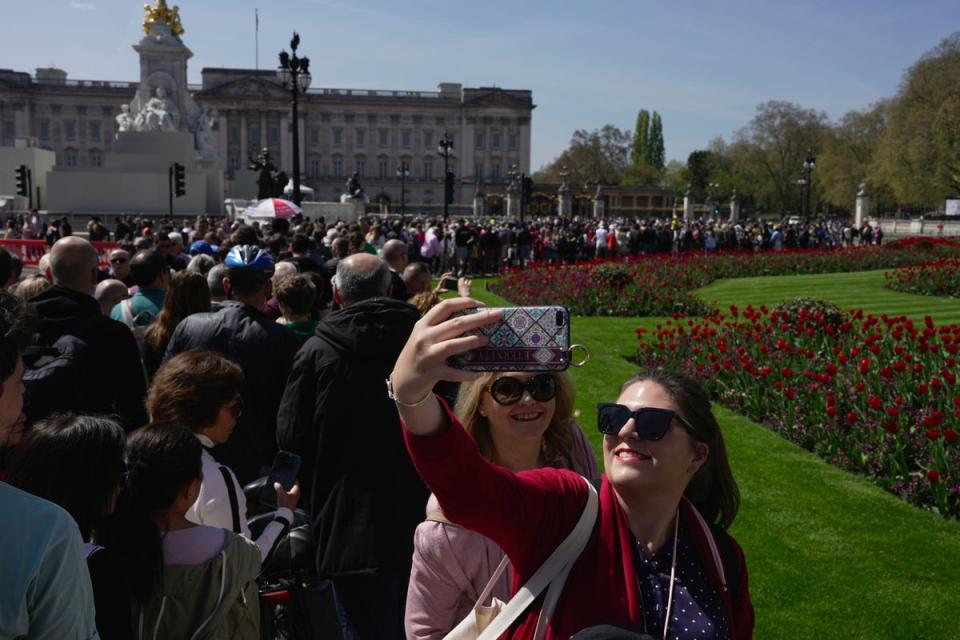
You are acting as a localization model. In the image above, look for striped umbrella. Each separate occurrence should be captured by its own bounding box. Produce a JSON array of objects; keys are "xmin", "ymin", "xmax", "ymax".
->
[{"xmin": 243, "ymin": 198, "xmax": 302, "ymax": 218}]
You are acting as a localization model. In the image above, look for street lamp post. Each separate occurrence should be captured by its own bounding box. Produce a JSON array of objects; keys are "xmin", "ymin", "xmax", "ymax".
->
[
  {"xmin": 437, "ymin": 131, "xmax": 454, "ymax": 221},
  {"xmin": 801, "ymin": 149, "xmax": 816, "ymax": 220},
  {"xmin": 277, "ymin": 32, "xmax": 312, "ymax": 206},
  {"xmin": 396, "ymin": 161, "xmax": 410, "ymax": 215}
]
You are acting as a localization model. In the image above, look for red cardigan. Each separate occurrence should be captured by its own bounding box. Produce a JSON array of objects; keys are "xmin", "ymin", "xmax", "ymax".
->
[{"xmin": 403, "ymin": 400, "xmax": 754, "ymax": 639}]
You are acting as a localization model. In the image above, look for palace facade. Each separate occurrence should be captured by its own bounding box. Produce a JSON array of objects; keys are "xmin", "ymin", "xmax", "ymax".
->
[{"xmin": 0, "ymin": 66, "xmax": 534, "ymax": 210}]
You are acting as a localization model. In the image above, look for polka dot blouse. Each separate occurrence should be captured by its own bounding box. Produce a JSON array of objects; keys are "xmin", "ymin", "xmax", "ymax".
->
[{"xmin": 632, "ymin": 518, "xmax": 730, "ymax": 640}]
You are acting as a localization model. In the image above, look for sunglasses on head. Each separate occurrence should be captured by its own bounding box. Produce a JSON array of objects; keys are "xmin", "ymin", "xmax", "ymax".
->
[
  {"xmin": 486, "ymin": 374, "xmax": 558, "ymax": 405},
  {"xmin": 597, "ymin": 403, "xmax": 697, "ymax": 440}
]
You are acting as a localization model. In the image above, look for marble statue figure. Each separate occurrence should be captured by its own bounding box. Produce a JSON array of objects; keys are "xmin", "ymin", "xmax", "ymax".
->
[
  {"xmin": 115, "ymin": 105, "xmax": 134, "ymax": 133},
  {"xmin": 135, "ymin": 87, "xmax": 180, "ymax": 133}
]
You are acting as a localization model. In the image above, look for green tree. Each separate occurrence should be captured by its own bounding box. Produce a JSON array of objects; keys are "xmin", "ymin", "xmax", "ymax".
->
[
  {"xmin": 817, "ymin": 101, "xmax": 891, "ymax": 211},
  {"xmin": 731, "ymin": 100, "xmax": 827, "ymax": 213},
  {"xmin": 649, "ymin": 112, "xmax": 665, "ymax": 169},
  {"xmin": 620, "ymin": 162, "xmax": 662, "ymax": 187},
  {"xmin": 875, "ymin": 33, "xmax": 960, "ymax": 207},
  {"xmin": 630, "ymin": 110, "xmax": 650, "ymax": 167},
  {"xmin": 533, "ymin": 125, "xmax": 632, "ymax": 185}
]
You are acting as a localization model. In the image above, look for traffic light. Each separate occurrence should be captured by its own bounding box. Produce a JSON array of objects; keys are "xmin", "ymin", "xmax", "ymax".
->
[
  {"xmin": 14, "ymin": 165, "xmax": 28, "ymax": 197},
  {"xmin": 444, "ymin": 170, "xmax": 455, "ymax": 205},
  {"xmin": 173, "ymin": 162, "xmax": 186, "ymax": 197}
]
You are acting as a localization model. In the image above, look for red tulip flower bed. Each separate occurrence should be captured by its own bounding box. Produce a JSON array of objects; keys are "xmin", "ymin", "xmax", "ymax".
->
[
  {"xmin": 491, "ymin": 242, "xmax": 960, "ymax": 317},
  {"xmin": 635, "ymin": 303, "xmax": 960, "ymax": 518},
  {"xmin": 886, "ymin": 258, "xmax": 960, "ymax": 297}
]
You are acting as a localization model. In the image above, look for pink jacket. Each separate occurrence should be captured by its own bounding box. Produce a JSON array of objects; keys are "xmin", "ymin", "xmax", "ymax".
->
[{"xmin": 404, "ymin": 425, "xmax": 600, "ymax": 639}]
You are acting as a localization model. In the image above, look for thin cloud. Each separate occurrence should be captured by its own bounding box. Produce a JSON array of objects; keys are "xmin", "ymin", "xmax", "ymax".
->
[{"xmin": 69, "ymin": 1, "xmax": 96, "ymax": 10}]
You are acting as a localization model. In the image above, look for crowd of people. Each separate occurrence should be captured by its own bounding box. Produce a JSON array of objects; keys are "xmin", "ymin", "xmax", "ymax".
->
[{"xmin": 0, "ymin": 210, "xmax": 755, "ymax": 639}]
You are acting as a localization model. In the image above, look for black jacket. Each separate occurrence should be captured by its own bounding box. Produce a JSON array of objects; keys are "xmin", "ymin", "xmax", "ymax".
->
[
  {"xmin": 277, "ymin": 297, "xmax": 427, "ymax": 578},
  {"xmin": 28, "ymin": 285, "xmax": 147, "ymax": 430},
  {"xmin": 165, "ymin": 301, "xmax": 302, "ymax": 483}
]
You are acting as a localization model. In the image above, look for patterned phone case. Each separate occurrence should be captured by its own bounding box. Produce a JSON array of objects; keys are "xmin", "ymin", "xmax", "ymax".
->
[{"xmin": 447, "ymin": 306, "xmax": 571, "ymax": 371}]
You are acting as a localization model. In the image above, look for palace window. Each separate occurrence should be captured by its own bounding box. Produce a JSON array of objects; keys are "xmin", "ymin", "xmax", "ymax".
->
[
  {"xmin": 270, "ymin": 127, "xmax": 280, "ymax": 145},
  {"xmin": 64, "ymin": 149, "xmax": 78, "ymax": 167},
  {"xmin": 332, "ymin": 156, "xmax": 344, "ymax": 177},
  {"xmin": 491, "ymin": 161, "xmax": 500, "ymax": 180},
  {"xmin": 89, "ymin": 123, "xmax": 101, "ymax": 141},
  {"xmin": 356, "ymin": 158, "xmax": 366, "ymax": 177},
  {"xmin": 356, "ymin": 129, "xmax": 365, "ymax": 146},
  {"xmin": 250, "ymin": 126, "xmax": 260, "ymax": 145},
  {"xmin": 89, "ymin": 149, "xmax": 103, "ymax": 167},
  {"xmin": 475, "ymin": 133, "xmax": 484, "ymax": 148},
  {"xmin": 401, "ymin": 130, "xmax": 411, "ymax": 147},
  {"xmin": 379, "ymin": 129, "xmax": 389, "ymax": 146},
  {"xmin": 229, "ymin": 156, "xmax": 241, "ymax": 172},
  {"xmin": 310, "ymin": 128, "xmax": 319, "ymax": 145},
  {"xmin": 4, "ymin": 121, "xmax": 14, "ymax": 138},
  {"xmin": 423, "ymin": 159, "xmax": 433, "ymax": 178},
  {"xmin": 39, "ymin": 120, "xmax": 50, "ymax": 139},
  {"xmin": 308, "ymin": 157, "xmax": 320, "ymax": 178},
  {"xmin": 508, "ymin": 133, "xmax": 517, "ymax": 149},
  {"xmin": 423, "ymin": 131, "xmax": 433, "ymax": 149},
  {"xmin": 228, "ymin": 126, "xmax": 240, "ymax": 143},
  {"xmin": 65, "ymin": 121, "xmax": 77, "ymax": 140},
  {"xmin": 475, "ymin": 162, "xmax": 483, "ymax": 180},
  {"xmin": 378, "ymin": 158, "xmax": 388, "ymax": 178},
  {"xmin": 492, "ymin": 133, "xmax": 500, "ymax": 149},
  {"xmin": 333, "ymin": 129, "xmax": 343, "ymax": 145}
]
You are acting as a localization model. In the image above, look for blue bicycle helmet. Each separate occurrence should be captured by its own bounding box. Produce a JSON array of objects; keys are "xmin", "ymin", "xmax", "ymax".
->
[{"xmin": 225, "ymin": 244, "xmax": 275, "ymax": 274}]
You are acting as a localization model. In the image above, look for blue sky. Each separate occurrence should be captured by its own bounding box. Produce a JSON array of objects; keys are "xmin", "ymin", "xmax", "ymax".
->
[{"xmin": 3, "ymin": 1, "xmax": 958, "ymax": 169}]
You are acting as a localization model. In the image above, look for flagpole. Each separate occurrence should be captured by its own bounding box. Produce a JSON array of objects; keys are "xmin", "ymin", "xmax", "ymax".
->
[{"xmin": 255, "ymin": 8, "xmax": 259, "ymax": 70}]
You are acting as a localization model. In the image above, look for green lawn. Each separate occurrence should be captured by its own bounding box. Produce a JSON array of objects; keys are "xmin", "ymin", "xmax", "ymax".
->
[
  {"xmin": 470, "ymin": 273, "xmax": 960, "ymax": 639},
  {"xmin": 696, "ymin": 269, "xmax": 960, "ymax": 324}
]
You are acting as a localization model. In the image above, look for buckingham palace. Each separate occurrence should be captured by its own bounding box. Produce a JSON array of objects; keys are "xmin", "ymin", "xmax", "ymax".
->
[{"xmin": 0, "ymin": 65, "xmax": 534, "ymax": 212}]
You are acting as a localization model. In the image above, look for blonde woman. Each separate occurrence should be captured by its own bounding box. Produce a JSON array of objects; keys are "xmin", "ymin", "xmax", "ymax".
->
[{"xmin": 404, "ymin": 370, "xmax": 599, "ymax": 639}]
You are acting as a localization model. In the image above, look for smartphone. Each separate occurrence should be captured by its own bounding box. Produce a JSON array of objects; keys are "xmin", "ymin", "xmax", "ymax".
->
[
  {"xmin": 447, "ymin": 306, "xmax": 571, "ymax": 372},
  {"xmin": 440, "ymin": 276, "xmax": 459, "ymax": 291},
  {"xmin": 258, "ymin": 450, "xmax": 302, "ymax": 507}
]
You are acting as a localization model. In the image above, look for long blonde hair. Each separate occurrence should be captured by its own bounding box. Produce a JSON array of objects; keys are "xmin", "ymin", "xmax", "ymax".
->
[{"xmin": 454, "ymin": 371, "xmax": 576, "ymax": 466}]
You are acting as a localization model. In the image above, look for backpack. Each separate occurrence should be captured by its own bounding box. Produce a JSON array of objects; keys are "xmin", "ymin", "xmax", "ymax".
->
[
  {"xmin": 119, "ymin": 298, "xmax": 154, "ymax": 351},
  {"xmin": 23, "ymin": 316, "xmax": 99, "ymax": 423}
]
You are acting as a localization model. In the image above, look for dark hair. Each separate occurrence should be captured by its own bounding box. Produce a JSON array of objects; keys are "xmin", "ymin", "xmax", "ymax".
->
[
  {"xmin": 268, "ymin": 233, "xmax": 288, "ymax": 255},
  {"xmin": 230, "ymin": 224, "xmax": 259, "ymax": 246},
  {"xmin": 109, "ymin": 422, "xmax": 202, "ymax": 599},
  {"xmin": 275, "ymin": 273, "xmax": 317, "ymax": 316},
  {"xmin": 291, "ymin": 234, "xmax": 310, "ymax": 254},
  {"xmin": 0, "ymin": 291, "xmax": 34, "ymax": 385},
  {"xmin": 0, "ymin": 247, "xmax": 13, "ymax": 287},
  {"xmin": 147, "ymin": 349, "xmax": 243, "ymax": 430},
  {"xmin": 621, "ymin": 368, "xmax": 740, "ymax": 529},
  {"xmin": 7, "ymin": 415, "xmax": 126, "ymax": 540},
  {"xmin": 143, "ymin": 271, "xmax": 211, "ymax": 355},
  {"xmin": 129, "ymin": 250, "xmax": 167, "ymax": 288}
]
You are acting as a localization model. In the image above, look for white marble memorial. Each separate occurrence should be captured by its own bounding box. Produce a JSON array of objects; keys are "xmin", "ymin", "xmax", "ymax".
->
[{"xmin": 46, "ymin": 1, "xmax": 223, "ymax": 214}]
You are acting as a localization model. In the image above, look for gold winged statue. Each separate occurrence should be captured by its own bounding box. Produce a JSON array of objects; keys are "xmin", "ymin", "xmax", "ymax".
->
[{"xmin": 143, "ymin": 0, "xmax": 184, "ymax": 37}]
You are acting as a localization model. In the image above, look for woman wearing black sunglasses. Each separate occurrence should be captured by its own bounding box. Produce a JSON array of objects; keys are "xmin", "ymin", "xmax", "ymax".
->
[
  {"xmin": 390, "ymin": 298, "xmax": 753, "ymax": 640},
  {"xmin": 405, "ymin": 370, "xmax": 599, "ymax": 638}
]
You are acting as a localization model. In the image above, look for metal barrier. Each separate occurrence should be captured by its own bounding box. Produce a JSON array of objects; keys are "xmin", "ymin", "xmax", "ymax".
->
[{"xmin": 0, "ymin": 240, "xmax": 118, "ymax": 267}]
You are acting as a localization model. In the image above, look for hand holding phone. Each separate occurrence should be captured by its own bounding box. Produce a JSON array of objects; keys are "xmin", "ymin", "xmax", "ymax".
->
[
  {"xmin": 274, "ymin": 481, "xmax": 301, "ymax": 511},
  {"xmin": 259, "ymin": 450, "xmax": 302, "ymax": 507}
]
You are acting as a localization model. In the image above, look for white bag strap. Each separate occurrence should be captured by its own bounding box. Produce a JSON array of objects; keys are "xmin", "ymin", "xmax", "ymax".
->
[
  {"xmin": 474, "ymin": 554, "xmax": 511, "ymax": 610},
  {"xmin": 474, "ymin": 476, "xmax": 599, "ymax": 640}
]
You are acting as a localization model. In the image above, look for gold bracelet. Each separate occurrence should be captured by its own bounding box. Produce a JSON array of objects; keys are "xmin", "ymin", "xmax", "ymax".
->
[{"xmin": 385, "ymin": 375, "xmax": 433, "ymax": 407}]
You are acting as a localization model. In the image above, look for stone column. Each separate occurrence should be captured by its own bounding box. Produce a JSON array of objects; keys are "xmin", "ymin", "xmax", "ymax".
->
[
  {"xmin": 855, "ymin": 182, "xmax": 870, "ymax": 228},
  {"xmin": 729, "ymin": 190, "xmax": 740, "ymax": 223},
  {"xmin": 558, "ymin": 167, "xmax": 572, "ymax": 217},
  {"xmin": 592, "ymin": 184, "xmax": 605, "ymax": 218},
  {"xmin": 683, "ymin": 188, "xmax": 695, "ymax": 222},
  {"xmin": 473, "ymin": 192, "xmax": 485, "ymax": 217}
]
